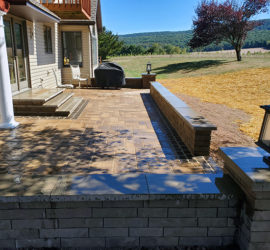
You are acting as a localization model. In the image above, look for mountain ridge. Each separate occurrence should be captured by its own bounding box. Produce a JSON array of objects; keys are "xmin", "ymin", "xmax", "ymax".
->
[{"xmin": 119, "ymin": 19, "xmax": 270, "ymax": 51}]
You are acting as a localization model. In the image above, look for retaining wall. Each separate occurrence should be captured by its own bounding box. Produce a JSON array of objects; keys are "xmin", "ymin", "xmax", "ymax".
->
[
  {"xmin": 220, "ymin": 147, "xmax": 270, "ymax": 250},
  {"xmin": 150, "ymin": 82, "xmax": 217, "ymax": 156},
  {"xmin": 0, "ymin": 195, "xmax": 239, "ymax": 248},
  {"xmin": 90, "ymin": 77, "xmax": 142, "ymax": 89},
  {"xmin": 89, "ymin": 73, "xmax": 156, "ymax": 89}
]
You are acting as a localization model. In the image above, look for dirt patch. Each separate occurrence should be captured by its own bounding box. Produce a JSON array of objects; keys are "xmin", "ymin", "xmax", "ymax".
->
[{"xmin": 176, "ymin": 93, "xmax": 256, "ymax": 166}]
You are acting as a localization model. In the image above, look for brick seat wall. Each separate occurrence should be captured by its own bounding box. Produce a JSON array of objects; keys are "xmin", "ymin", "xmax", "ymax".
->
[
  {"xmin": 150, "ymin": 82, "xmax": 217, "ymax": 156},
  {"xmin": 0, "ymin": 196, "xmax": 239, "ymax": 248},
  {"xmin": 220, "ymin": 147, "xmax": 270, "ymax": 250},
  {"xmin": 90, "ymin": 77, "xmax": 143, "ymax": 89}
]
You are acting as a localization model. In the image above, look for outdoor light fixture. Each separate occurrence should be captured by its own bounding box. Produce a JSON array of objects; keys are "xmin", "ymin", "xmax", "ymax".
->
[
  {"xmin": 146, "ymin": 62, "xmax": 152, "ymax": 74},
  {"xmin": 258, "ymin": 105, "xmax": 270, "ymax": 165}
]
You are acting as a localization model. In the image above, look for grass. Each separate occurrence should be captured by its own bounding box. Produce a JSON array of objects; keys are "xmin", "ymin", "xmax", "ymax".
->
[
  {"xmin": 112, "ymin": 52, "xmax": 270, "ymax": 79},
  {"xmin": 111, "ymin": 52, "xmax": 270, "ymax": 140}
]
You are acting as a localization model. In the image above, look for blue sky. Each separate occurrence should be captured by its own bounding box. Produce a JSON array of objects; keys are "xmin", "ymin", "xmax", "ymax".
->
[{"xmin": 100, "ymin": 0, "xmax": 270, "ymax": 35}]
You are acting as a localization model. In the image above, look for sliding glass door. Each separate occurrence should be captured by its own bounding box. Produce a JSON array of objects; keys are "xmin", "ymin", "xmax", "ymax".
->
[{"xmin": 4, "ymin": 17, "xmax": 29, "ymax": 93}]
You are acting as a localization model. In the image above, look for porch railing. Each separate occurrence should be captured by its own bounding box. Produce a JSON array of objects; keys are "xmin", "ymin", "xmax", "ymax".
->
[{"xmin": 40, "ymin": 0, "xmax": 91, "ymax": 19}]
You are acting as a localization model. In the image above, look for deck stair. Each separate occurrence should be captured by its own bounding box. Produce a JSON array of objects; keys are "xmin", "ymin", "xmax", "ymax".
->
[{"xmin": 13, "ymin": 88, "xmax": 84, "ymax": 117}]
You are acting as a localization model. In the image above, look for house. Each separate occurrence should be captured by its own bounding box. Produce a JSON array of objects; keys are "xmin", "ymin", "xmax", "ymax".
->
[{"xmin": 0, "ymin": 0, "xmax": 102, "ymax": 128}]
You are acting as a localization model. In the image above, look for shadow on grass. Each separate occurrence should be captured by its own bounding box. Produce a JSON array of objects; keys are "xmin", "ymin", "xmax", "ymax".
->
[{"xmin": 154, "ymin": 59, "xmax": 227, "ymax": 74}]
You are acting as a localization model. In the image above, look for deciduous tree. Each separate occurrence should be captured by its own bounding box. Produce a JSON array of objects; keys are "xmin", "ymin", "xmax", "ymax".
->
[{"xmin": 189, "ymin": 0, "xmax": 270, "ymax": 61}]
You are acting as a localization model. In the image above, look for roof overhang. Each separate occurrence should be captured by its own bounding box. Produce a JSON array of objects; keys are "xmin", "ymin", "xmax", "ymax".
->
[
  {"xmin": 60, "ymin": 19, "xmax": 95, "ymax": 26},
  {"xmin": 8, "ymin": 0, "xmax": 60, "ymax": 23}
]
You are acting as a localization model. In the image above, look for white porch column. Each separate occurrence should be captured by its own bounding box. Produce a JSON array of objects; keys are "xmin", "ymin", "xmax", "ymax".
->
[{"xmin": 0, "ymin": 11, "xmax": 19, "ymax": 129}]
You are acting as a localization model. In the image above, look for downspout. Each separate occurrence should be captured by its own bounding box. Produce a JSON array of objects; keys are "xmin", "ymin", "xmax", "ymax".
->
[
  {"xmin": 0, "ymin": 10, "xmax": 19, "ymax": 129},
  {"xmin": 89, "ymin": 25, "xmax": 94, "ymax": 78}
]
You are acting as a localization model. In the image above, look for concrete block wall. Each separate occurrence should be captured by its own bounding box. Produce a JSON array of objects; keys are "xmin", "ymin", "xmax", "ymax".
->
[
  {"xmin": 0, "ymin": 198, "xmax": 239, "ymax": 248},
  {"xmin": 125, "ymin": 78, "xmax": 143, "ymax": 89},
  {"xmin": 220, "ymin": 147, "xmax": 270, "ymax": 250},
  {"xmin": 90, "ymin": 77, "xmax": 143, "ymax": 89},
  {"xmin": 237, "ymin": 192, "xmax": 270, "ymax": 250}
]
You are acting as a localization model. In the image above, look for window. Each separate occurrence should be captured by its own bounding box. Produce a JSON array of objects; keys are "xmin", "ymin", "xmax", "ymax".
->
[
  {"xmin": 44, "ymin": 26, "xmax": 52, "ymax": 54},
  {"xmin": 62, "ymin": 31, "xmax": 82, "ymax": 67}
]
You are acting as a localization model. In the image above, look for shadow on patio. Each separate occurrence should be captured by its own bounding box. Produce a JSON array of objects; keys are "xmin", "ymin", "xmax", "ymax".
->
[{"xmin": 0, "ymin": 88, "xmax": 221, "ymax": 196}]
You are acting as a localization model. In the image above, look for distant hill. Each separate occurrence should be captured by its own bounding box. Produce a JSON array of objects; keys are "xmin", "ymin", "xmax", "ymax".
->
[
  {"xmin": 120, "ymin": 30, "xmax": 193, "ymax": 48},
  {"xmin": 119, "ymin": 19, "xmax": 270, "ymax": 51},
  {"xmin": 255, "ymin": 19, "xmax": 270, "ymax": 30}
]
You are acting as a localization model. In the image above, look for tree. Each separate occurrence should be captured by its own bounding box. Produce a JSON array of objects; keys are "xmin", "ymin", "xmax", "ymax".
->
[
  {"xmin": 189, "ymin": 0, "xmax": 270, "ymax": 61},
  {"xmin": 119, "ymin": 45, "xmax": 146, "ymax": 56},
  {"xmin": 133, "ymin": 45, "xmax": 146, "ymax": 55},
  {"xmin": 164, "ymin": 44, "xmax": 175, "ymax": 54},
  {"xmin": 173, "ymin": 46, "xmax": 181, "ymax": 54},
  {"xmin": 164, "ymin": 44, "xmax": 182, "ymax": 54},
  {"xmin": 147, "ymin": 43, "xmax": 165, "ymax": 55},
  {"xmin": 98, "ymin": 27, "xmax": 123, "ymax": 60}
]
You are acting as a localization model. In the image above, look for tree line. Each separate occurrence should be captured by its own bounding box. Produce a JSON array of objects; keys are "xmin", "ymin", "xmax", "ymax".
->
[
  {"xmin": 118, "ymin": 43, "xmax": 187, "ymax": 56},
  {"xmin": 120, "ymin": 29, "xmax": 270, "ymax": 52}
]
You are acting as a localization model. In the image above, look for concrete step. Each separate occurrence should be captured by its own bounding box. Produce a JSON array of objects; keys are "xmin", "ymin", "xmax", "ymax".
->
[
  {"xmin": 13, "ymin": 88, "xmax": 64, "ymax": 105},
  {"xmin": 14, "ymin": 92, "xmax": 75, "ymax": 115},
  {"xmin": 55, "ymin": 96, "xmax": 84, "ymax": 116},
  {"xmin": 43, "ymin": 92, "xmax": 74, "ymax": 108},
  {"xmin": 14, "ymin": 106, "xmax": 56, "ymax": 114}
]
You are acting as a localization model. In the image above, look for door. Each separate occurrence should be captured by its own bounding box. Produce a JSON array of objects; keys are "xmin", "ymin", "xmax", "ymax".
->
[
  {"xmin": 4, "ymin": 19, "xmax": 17, "ymax": 92},
  {"xmin": 4, "ymin": 18, "xmax": 29, "ymax": 93}
]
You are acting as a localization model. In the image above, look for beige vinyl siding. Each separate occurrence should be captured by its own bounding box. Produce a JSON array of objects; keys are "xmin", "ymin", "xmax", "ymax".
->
[
  {"xmin": 26, "ymin": 21, "xmax": 61, "ymax": 89},
  {"xmin": 60, "ymin": 25, "xmax": 92, "ymax": 83}
]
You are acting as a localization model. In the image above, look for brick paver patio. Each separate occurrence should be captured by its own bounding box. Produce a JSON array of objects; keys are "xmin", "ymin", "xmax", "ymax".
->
[{"xmin": 0, "ymin": 89, "xmax": 219, "ymax": 178}]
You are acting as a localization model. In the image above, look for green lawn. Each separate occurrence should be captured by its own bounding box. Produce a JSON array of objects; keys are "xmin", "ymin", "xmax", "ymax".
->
[{"xmin": 111, "ymin": 52, "xmax": 270, "ymax": 79}]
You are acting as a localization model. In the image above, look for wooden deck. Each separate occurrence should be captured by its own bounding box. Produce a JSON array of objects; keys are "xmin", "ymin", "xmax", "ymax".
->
[{"xmin": 40, "ymin": 0, "xmax": 91, "ymax": 20}]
